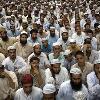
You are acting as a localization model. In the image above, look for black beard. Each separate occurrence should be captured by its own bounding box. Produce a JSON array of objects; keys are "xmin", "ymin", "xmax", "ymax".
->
[
  {"xmin": 20, "ymin": 40, "xmax": 27, "ymax": 45},
  {"xmin": 34, "ymin": 51, "xmax": 41, "ymax": 56},
  {"xmin": 70, "ymin": 80, "xmax": 82, "ymax": 91},
  {"xmin": 2, "ymin": 36, "xmax": 8, "ymax": 41},
  {"xmin": 62, "ymin": 38, "xmax": 68, "ymax": 42},
  {"xmin": 50, "ymin": 33, "xmax": 55, "ymax": 37}
]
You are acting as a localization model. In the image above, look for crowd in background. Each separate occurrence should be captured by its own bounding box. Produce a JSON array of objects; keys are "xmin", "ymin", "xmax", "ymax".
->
[{"xmin": 0, "ymin": 0, "xmax": 100, "ymax": 99}]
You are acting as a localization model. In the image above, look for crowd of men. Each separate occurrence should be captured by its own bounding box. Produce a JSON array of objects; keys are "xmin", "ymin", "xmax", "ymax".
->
[{"xmin": 0, "ymin": 0, "xmax": 100, "ymax": 99}]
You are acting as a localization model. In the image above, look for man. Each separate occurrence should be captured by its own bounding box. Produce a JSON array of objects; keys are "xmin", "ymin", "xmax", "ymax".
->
[
  {"xmin": 87, "ymin": 59, "xmax": 100, "ymax": 100},
  {"xmin": 2, "ymin": 46, "xmax": 27, "ymax": 73},
  {"xmin": 83, "ymin": 40, "xmax": 99, "ymax": 64},
  {"xmin": 27, "ymin": 28, "xmax": 42, "ymax": 46},
  {"xmin": 14, "ymin": 74, "xmax": 43, "ymax": 100},
  {"xmin": 28, "ymin": 43, "xmax": 50, "ymax": 69},
  {"xmin": 13, "ymin": 31, "xmax": 33, "ymax": 61},
  {"xmin": 72, "ymin": 26, "xmax": 86, "ymax": 47},
  {"xmin": 71, "ymin": 51, "xmax": 93, "ymax": 86},
  {"xmin": 20, "ymin": 56, "xmax": 45, "ymax": 89},
  {"xmin": 67, "ymin": 38, "xmax": 81, "ymax": 56},
  {"xmin": 43, "ymin": 84, "xmax": 56, "ymax": 100},
  {"xmin": 57, "ymin": 30, "xmax": 70, "ymax": 50},
  {"xmin": 63, "ymin": 49, "xmax": 76, "ymax": 72},
  {"xmin": 41, "ymin": 38, "xmax": 52, "ymax": 55},
  {"xmin": 0, "ymin": 64, "xmax": 18, "ymax": 99},
  {"xmin": 57, "ymin": 67, "xmax": 89, "ymax": 100},
  {"xmin": 49, "ymin": 42, "xmax": 64, "ymax": 64},
  {"xmin": 45, "ymin": 59, "xmax": 69, "ymax": 90},
  {"xmin": 0, "ymin": 27, "xmax": 16, "ymax": 57},
  {"xmin": 46, "ymin": 27, "xmax": 59, "ymax": 47},
  {"xmin": 86, "ymin": 29, "xmax": 97, "ymax": 50},
  {"xmin": 7, "ymin": 24, "xmax": 20, "ymax": 37}
]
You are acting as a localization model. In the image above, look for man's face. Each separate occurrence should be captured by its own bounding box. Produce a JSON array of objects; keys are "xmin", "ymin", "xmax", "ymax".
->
[
  {"xmin": 30, "ymin": 60, "xmax": 39, "ymax": 69},
  {"xmin": 8, "ymin": 49, "xmax": 16, "ymax": 60},
  {"xmin": 70, "ymin": 73, "xmax": 82, "ymax": 91},
  {"xmin": 20, "ymin": 34, "xmax": 27, "ymax": 45},
  {"xmin": 43, "ymin": 93, "xmax": 55, "ymax": 100},
  {"xmin": 50, "ymin": 29, "xmax": 55, "ymax": 37},
  {"xmin": 64, "ymin": 54, "xmax": 73, "ymax": 62},
  {"xmin": 1, "ymin": 31, "xmax": 8, "ymax": 41},
  {"xmin": 75, "ymin": 27, "xmax": 81, "ymax": 34},
  {"xmin": 22, "ymin": 22, "xmax": 28, "ymax": 29},
  {"xmin": 94, "ymin": 64, "xmax": 100, "ymax": 80},
  {"xmin": 23, "ymin": 83, "xmax": 32, "ymax": 95},
  {"xmin": 62, "ymin": 32, "xmax": 68, "ymax": 41},
  {"xmin": 52, "ymin": 63, "xmax": 61, "ymax": 74},
  {"xmin": 76, "ymin": 55, "xmax": 85, "ymax": 66},
  {"xmin": 86, "ymin": 44, "xmax": 92, "ymax": 52},
  {"xmin": 31, "ymin": 33, "xmax": 37, "ymax": 40},
  {"xmin": 53, "ymin": 46, "xmax": 61, "ymax": 55},
  {"xmin": 34, "ymin": 45, "xmax": 41, "ymax": 55},
  {"xmin": 42, "ymin": 40, "xmax": 48, "ymax": 47}
]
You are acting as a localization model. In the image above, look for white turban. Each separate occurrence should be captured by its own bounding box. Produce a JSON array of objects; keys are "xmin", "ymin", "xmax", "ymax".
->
[
  {"xmin": 7, "ymin": 46, "xmax": 16, "ymax": 51},
  {"xmin": 64, "ymin": 50, "xmax": 71, "ymax": 56},
  {"xmin": 33, "ymin": 43, "xmax": 40, "ymax": 47},
  {"xmin": 51, "ymin": 59, "xmax": 61, "ymax": 64},
  {"xmin": 94, "ymin": 59, "xmax": 100, "ymax": 64},
  {"xmin": 70, "ymin": 68, "xmax": 82, "ymax": 74},
  {"xmin": 43, "ymin": 84, "xmax": 56, "ymax": 94}
]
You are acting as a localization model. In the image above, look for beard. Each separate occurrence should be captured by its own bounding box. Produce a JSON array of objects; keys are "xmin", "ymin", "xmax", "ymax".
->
[
  {"xmin": 34, "ymin": 50, "xmax": 41, "ymax": 56},
  {"xmin": 2, "ymin": 35, "xmax": 8, "ymax": 41},
  {"xmin": 20, "ymin": 40, "xmax": 27, "ymax": 45},
  {"xmin": 70, "ymin": 80, "xmax": 82, "ymax": 91},
  {"xmin": 50, "ymin": 33, "xmax": 55, "ymax": 37}
]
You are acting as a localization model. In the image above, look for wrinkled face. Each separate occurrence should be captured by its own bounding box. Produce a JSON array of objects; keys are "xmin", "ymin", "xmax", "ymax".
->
[
  {"xmin": 76, "ymin": 55, "xmax": 85, "ymax": 66},
  {"xmin": 20, "ymin": 34, "xmax": 28, "ymax": 45},
  {"xmin": 94, "ymin": 64, "xmax": 100, "ymax": 80},
  {"xmin": 30, "ymin": 59, "xmax": 39, "ymax": 69},
  {"xmin": 23, "ymin": 83, "xmax": 32, "ymax": 95},
  {"xmin": 52, "ymin": 63, "xmax": 61, "ymax": 74},
  {"xmin": 8, "ymin": 49, "xmax": 16, "ymax": 60},
  {"xmin": 34, "ymin": 45, "xmax": 41, "ymax": 55},
  {"xmin": 53, "ymin": 45, "xmax": 61, "ymax": 55},
  {"xmin": 62, "ymin": 32, "xmax": 68, "ymax": 41},
  {"xmin": 43, "ymin": 93, "xmax": 55, "ymax": 100}
]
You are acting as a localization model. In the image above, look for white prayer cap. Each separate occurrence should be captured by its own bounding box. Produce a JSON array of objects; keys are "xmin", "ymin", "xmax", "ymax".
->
[
  {"xmin": 70, "ymin": 68, "xmax": 82, "ymax": 74},
  {"xmin": 51, "ymin": 59, "xmax": 61, "ymax": 64},
  {"xmin": 94, "ymin": 59, "xmax": 100, "ymax": 64},
  {"xmin": 52, "ymin": 42, "xmax": 60, "ymax": 47},
  {"xmin": 84, "ymin": 12, "xmax": 88, "ymax": 15},
  {"xmin": 64, "ymin": 50, "xmax": 71, "ymax": 56},
  {"xmin": 20, "ymin": 31, "xmax": 28, "ymax": 35},
  {"xmin": 98, "ymin": 25, "xmax": 100, "ymax": 28},
  {"xmin": 33, "ymin": 43, "xmax": 40, "ymax": 47},
  {"xmin": 69, "ymin": 38, "xmax": 76, "ymax": 43},
  {"xmin": 43, "ymin": 84, "xmax": 56, "ymax": 94},
  {"xmin": 61, "ymin": 29, "xmax": 68, "ymax": 34},
  {"xmin": 42, "ymin": 38, "xmax": 48, "ymax": 42},
  {"xmin": 7, "ymin": 46, "xmax": 16, "ymax": 51},
  {"xmin": 50, "ymin": 26, "xmax": 55, "ymax": 29}
]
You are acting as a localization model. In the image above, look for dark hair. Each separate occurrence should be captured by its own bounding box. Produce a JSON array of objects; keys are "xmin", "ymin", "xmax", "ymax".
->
[
  {"xmin": 84, "ymin": 38, "xmax": 91, "ymax": 44},
  {"xmin": 75, "ymin": 51, "xmax": 84, "ymax": 58},
  {"xmin": 86, "ymin": 29, "xmax": 93, "ymax": 34},
  {"xmin": 94, "ymin": 23, "xmax": 99, "ymax": 28},
  {"xmin": 30, "ymin": 29, "xmax": 38, "ymax": 34},
  {"xmin": 84, "ymin": 23, "xmax": 90, "ymax": 28},
  {"xmin": 30, "ymin": 56, "xmax": 40, "ymax": 63}
]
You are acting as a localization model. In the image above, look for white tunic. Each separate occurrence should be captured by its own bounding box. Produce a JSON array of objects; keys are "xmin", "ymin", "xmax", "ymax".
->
[{"xmin": 14, "ymin": 86, "xmax": 43, "ymax": 100}]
